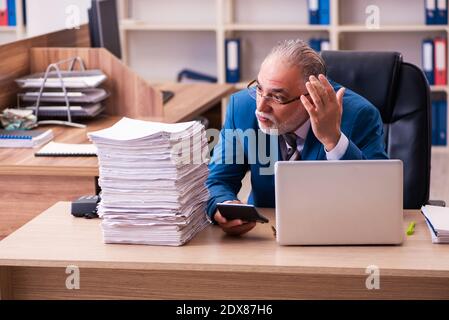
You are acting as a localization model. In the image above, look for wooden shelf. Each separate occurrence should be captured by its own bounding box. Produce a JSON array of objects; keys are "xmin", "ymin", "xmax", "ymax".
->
[
  {"xmin": 432, "ymin": 146, "xmax": 449, "ymax": 153},
  {"xmin": 120, "ymin": 20, "xmax": 216, "ymax": 31},
  {"xmin": 431, "ymin": 85, "xmax": 449, "ymax": 93},
  {"xmin": 338, "ymin": 25, "xmax": 449, "ymax": 33},
  {"xmin": 224, "ymin": 24, "xmax": 331, "ymax": 32},
  {"xmin": 118, "ymin": 0, "xmax": 449, "ymax": 144},
  {"xmin": 0, "ymin": 26, "xmax": 17, "ymax": 32}
]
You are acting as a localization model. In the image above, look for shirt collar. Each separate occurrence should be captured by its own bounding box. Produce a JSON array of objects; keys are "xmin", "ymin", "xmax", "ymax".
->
[{"xmin": 294, "ymin": 119, "xmax": 310, "ymax": 140}]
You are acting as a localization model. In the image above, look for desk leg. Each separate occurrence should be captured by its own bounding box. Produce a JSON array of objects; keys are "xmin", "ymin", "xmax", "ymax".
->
[
  {"xmin": 0, "ymin": 175, "xmax": 96, "ymax": 240},
  {"xmin": 0, "ymin": 267, "xmax": 12, "ymax": 300}
]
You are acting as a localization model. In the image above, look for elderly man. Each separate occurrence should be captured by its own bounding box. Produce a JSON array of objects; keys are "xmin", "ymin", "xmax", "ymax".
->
[{"xmin": 206, "ymin": 39, "xmax": 388, "ymax": 236}]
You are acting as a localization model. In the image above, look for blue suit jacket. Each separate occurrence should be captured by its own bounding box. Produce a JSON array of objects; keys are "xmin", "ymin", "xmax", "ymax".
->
[{"xmin": 206, "ymin": 81, "xmax": 388, "ymax": 220}]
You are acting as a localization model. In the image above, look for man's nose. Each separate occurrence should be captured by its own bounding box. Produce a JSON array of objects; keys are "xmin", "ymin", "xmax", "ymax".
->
[{"xmin": 256, "ymin": 96, "xmax": 272, "ymax": 113}]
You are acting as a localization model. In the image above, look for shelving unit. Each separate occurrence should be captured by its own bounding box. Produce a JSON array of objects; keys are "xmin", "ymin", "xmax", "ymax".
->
[
  {"xmin": 0, "ymin": 0, "xmax": 26, "ymax": 45},
  {"xmin": 118, "ymin": 0, "xmax": 449, "ymax": 150}
]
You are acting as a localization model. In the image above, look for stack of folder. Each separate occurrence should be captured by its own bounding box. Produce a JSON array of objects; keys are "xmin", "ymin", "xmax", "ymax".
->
[
  {"xmin": 308, "ymin": 0, "xmax": 330, "ymax": 25},
  {"xmin": 15, "ymin": 70, "xmax": 109, "ymax": 120},
  {"xmin": 425, "ymin": 0, "xmax": 448, "ymax": 25},
  {"xmin": 88, "ymin": 117, "xmax": 210, "ymax": 246},
  {"xmin": 422, "ymin": 38, "xmax": 447, "ymax": 86},
  {"xmin": 421, "ymin": 205, "xmax": 449, "ymax": 243}
]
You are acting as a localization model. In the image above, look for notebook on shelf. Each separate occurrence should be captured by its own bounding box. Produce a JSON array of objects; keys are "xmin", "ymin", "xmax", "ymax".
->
[
  {"xmin": 0, "ymin": 129, "xmax": 53, "ymax": 148},
  {"xmin": 35, "ymin": 142, "xmax": 97, "ymax": 157}
]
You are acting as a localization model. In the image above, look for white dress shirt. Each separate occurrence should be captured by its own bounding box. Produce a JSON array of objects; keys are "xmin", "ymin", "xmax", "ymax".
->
[{"xmin": 286, "ymin": 119, "xmax": 349, "ymax": 160}]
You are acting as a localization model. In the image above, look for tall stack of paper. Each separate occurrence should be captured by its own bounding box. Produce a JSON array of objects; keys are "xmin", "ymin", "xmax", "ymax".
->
[
  {"xmin": 421, "ymin": 205, "xmax": 449, "ymax": 243},
  {"xmin": 88, "ymin": 117, "xmax": 210, "ymax": 246}
]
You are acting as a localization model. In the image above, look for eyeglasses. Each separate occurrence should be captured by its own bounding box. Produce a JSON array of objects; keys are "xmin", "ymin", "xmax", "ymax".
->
[{"xmin": 247, "ymin": 79, "xmax": 310, "ymax": 105}]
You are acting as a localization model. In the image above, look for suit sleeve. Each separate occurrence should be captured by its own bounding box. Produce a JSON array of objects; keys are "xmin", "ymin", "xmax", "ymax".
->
[
  {"xmin": 205, "ymin": 95, "xmax": 249, "ymax": 222},
  {"xmin": 341, "ymin": 106, "xmax": 389, "ymax": 160}
]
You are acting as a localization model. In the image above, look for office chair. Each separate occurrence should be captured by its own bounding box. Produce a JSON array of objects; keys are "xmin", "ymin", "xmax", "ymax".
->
[{"xmin": 321, "ymin": 51, "xmax": 440, "ymax": 209}]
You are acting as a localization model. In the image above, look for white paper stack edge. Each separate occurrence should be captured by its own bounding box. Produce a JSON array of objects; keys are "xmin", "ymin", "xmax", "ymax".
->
[
  {"xmin": 421, "ymin": 205, "xmax": 449, "ymax": 244},
  {"xmin": 88, "ymin": 117, "xmax": 210, "ymax": 246}
]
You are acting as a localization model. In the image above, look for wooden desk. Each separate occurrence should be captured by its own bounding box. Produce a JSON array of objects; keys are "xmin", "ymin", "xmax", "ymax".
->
[
  {"xmin": 0, "ymin": 83, "xmax": 233, "ymax": 240},
  {"xmin": 1, "ymin": 203, "xmax": 449, "ymax": 300},
  {"xmin": 155, "ymin": 83, "xmax": 233, "ymax": 124}
]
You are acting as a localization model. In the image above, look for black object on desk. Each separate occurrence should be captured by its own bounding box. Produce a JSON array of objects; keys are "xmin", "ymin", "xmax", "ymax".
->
[
  {"xmin": 71, "ymin": 195, "xmax": 100, "ymax": 219},
  {"xmin": 217, "ymin": 203, "xmax": 269, "ymax": 223},
  {"xmin": 162, "ymin": 90, "xmax": 174, "ymax": 105}
]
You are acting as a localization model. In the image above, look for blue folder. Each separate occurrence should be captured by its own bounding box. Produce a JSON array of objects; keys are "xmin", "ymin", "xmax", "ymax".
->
[
  {"xmin": 422, "ymin": 39, "xmax": 435, "ymax": 85},
  {"xmin": 319, "ymin": 0, "xmax": 330, "ymax": 25},
  {"xmin": 436, "ymin": 0, "xmax": 448, "ymax": 24},
  {"xmin": 7, "ymin": 0, "xmax": 16, "ymax": 26},
  {"xmin": 438, "ymin": 100, "xmax": 447, "ymax": 146},
  {"xmin": 309, "ymin": 38, "xmax": 322, "ymax": 52},
  {"xmin": 432, "ymin": 101, "xmax": 439, "ymax": 145},
  {"xmin": 308, "ymin": 0, "xmax": 319, "ymax": 25},
  {"xmin": 225, "ymin": 39, "xmax": 241, "ymax": 83},
  {"xmin": 426, "ymin": 0, "xmax": 437, "ymax": 25}
]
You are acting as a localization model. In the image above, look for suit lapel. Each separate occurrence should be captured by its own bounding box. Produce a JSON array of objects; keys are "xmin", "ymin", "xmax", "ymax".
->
[{"xmin": 302, "ymin": 127, "xmax": 324, "ymax": 160}]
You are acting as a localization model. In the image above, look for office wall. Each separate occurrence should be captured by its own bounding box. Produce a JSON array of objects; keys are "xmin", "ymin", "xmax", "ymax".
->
[{"xmin": 26, "ymin": 0, "xmax": 91, "ymax": 37}]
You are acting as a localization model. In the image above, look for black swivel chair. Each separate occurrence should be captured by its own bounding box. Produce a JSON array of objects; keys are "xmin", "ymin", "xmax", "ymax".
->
[{"xmin": 321, "ymin": 51, "xmax": 441, "ymax": 209}]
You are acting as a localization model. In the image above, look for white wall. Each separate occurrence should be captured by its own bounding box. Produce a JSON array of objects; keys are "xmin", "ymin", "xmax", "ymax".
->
[{"xmin": 26, "ymin": 0, "xmax": 91, "ymax": 37}]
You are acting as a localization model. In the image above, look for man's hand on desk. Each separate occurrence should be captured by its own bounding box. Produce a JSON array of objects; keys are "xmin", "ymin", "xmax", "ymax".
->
[{"xmin": 214, "ymin": 200, "xmax": 256, "ymax": 236}]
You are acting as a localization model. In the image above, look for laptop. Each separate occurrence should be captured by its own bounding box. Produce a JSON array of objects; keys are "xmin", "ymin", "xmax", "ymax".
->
[{"xmin": 274, "ymin": 160, "xmax": 404, "ymax": 246}]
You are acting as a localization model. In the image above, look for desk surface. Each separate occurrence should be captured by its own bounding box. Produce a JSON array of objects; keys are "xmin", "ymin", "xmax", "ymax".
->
[
  {"xmin": 1, "ymin": 202, "xmax": 448, "ymax": 278},
  {"xmin": 0, "ymin": 83, "xmax": 233, "ymax": 177},
  {"xmin": 155, "ymin": 83, "xmax": 233, "ymax": 123}
]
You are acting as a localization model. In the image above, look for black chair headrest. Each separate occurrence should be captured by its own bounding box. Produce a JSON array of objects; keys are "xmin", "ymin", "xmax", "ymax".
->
[{"xmin": 321, "ymin": 51, "xmax": 403, "ymax": 122}]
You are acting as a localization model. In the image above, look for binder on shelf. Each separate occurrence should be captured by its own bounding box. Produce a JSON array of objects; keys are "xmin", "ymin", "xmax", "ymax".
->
[
  {"xmin": 318, "ymin": 0, "xmax": 330, "ymax": 25},
  {"xmin": 432, "ymin": 100, "xmax": 438, "ymax": 145},
  {"xmin": 434, "ymin": 38, "xmax": 447, "ymax": 85},
  {"xmin": 422, "ymin": 39, "xmax": 435, "ymax": 85},
  {"xmin": 308, "ymin": 0, "xmax": 319, "ymax": 25},
  {"xmin": 7, "ymin": 0, "xmax": 15, "ymax": 26},
  {"xmin": 309, "ymin": 38, "xmax": 330, "ymax": 52},
  {"xmin": 225, "ymin": 38, "xmax": 241, "ymax": 83},
  {"xmin": 437, "ymin": 0, "xmax": 448, "ymax": 24},
  {"xmin": 320, "ymin": 39, "xmax": 330, "ymax": 51},
  {"xmin": 426, "ymin": 0, "xmax": 437, "ymax": 25},
  {"xmin": 438, "ymin": 100, "xmax": 447, "ymax": 145},
  {"xmin": 0, "ymin": 0, "xmax": 7, "ymax": 26},
  {"xmin": 309, "ymin": 38, "xmax": 321, "ymax": 52},
  {"xmin": 22, "ymin": 0, "xmax": 26, "ymax": 25}
]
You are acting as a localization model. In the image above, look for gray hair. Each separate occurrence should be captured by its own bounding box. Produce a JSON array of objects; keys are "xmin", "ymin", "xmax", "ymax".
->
[{"xmin": 264, "ymin": 39, "xmax": 327, "ymax": 83}]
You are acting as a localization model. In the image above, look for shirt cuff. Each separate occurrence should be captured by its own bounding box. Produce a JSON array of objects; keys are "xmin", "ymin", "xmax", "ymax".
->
[{"xmin": 325, "ymin": 133, "xmax": 349, "ymax": 160}]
